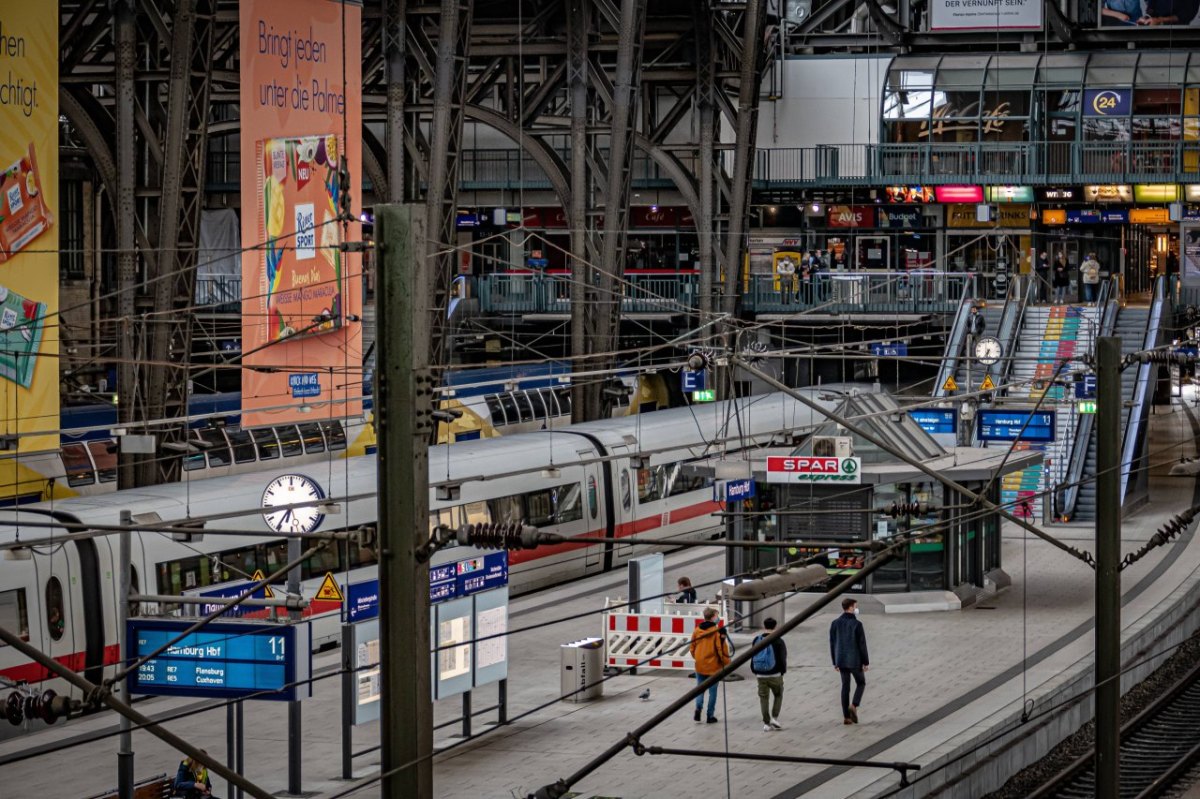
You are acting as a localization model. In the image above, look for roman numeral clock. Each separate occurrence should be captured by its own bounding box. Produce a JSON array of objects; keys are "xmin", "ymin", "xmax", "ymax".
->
[{"xmin": 261, "ymin": 473, "xmax": 326, "ymax": 534}]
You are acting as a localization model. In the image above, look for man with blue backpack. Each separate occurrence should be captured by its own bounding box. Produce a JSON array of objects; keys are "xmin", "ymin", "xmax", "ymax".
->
[{"xmin": 750, "ymin": 617, "xmax": 788, "ymax": 731}]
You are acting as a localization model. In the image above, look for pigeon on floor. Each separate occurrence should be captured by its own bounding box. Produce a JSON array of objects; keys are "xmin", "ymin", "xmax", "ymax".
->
[{"xmin": 638, "ymin": 688, "xmax": 651, "ymax": 701}]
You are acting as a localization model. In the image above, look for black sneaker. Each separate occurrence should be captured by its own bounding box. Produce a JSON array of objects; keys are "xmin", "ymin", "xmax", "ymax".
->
[
  {"xmin": 848, "ymin": 706, "xmax": 859, "ymax": 724},
  {"xmin": 707, "ymin": 716, "xmax": 719, "ymax": 724},
  {"xmin": 694, "ymin": 709, "xmax": 701, "ymax": 722}
]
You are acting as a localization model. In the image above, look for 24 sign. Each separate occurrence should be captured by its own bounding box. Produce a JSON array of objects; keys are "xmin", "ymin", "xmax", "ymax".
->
[{"xmin": 765, "ymin": 456, "xmax": 862, "ymax": 484}]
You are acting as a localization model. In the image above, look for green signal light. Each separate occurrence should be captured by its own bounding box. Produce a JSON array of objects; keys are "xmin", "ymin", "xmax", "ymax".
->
[
  {"xmin": 1078, "ymin": 400, "xmax": 1097, "ymax": 414},
  {"xmin": 692, "ymin": 389, "xmax": 717, "ymax": 402}
]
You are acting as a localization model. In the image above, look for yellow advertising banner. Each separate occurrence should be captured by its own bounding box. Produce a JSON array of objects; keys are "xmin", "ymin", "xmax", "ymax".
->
[
  {"xmin": 946, "ymin": 204, "xmax": 1031, "ymax": 228},
  {"xmin": 240, "ymin": 0, "xmax": 363, "ymax": 427},
  {"xmin": 0, "ymin": 6, "xmax": 59, "ymax": 456},
  {"xmin": 1129, "ymin": 208, "xmax": 1170, "ymax": 225}
]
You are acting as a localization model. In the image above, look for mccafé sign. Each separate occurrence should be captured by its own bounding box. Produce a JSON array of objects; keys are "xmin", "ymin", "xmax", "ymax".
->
[
  {"xmin": 827, "ymin": 205, "xmax": 871, "ymax": 228},
  {"xmin": 765, "ymin": 456, "xmax": 862, "ymax": 484}
]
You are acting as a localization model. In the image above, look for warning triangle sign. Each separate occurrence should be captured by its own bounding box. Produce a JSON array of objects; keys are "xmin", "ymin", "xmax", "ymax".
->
[
  {"xmin": 315, "ymin": 572, "xmax": 344, "ymax": 602},
  {"xmin": 979, "ymin": 374, "xmax": 996, "ymax": 391},
  {"xmin": 942, "ymin": 375, "xmax": 958, "ymax": 392},
  {"xmin": 250, "ymin": 569, "xmax": 274, "ymax": 599}
]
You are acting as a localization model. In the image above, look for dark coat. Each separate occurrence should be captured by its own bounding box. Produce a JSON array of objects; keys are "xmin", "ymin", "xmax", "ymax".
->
[
  {"xmin": 967, "ymin": 312, "xmax": 986, "ymax": 337},
  {"xmin": 676, "ymin": 587, "xmax": 697, "ymax": 603},
  {"xmin": 829, "ymin": 612, "xmax": 869, "ymax": 669},
  {"xmin": 174, "ymin": 761, "xmax": 211, "ymax": 799},
  {"xmin": 1053, "ymin": 260, "xmax": 1070, "ymax": 287}
]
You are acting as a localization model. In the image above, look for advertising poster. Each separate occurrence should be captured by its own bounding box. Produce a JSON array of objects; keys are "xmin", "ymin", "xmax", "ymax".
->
[
  {"xmin": 930, "ymin": 0, "xmax": 1043, "ymax": 30},
  {"xmin": 240, "ymin": 0, "xmax": 362, "ymax": 427},
  {"xmin": 0, "ymin": 6, "xmax": 58, "ymax": 458},
  {"xmin": 1183, "ymin": 225, "xmax": 1200, "ymax": 288},
  {"xmin": 1099, "ymin": 0, "xmax": 1200, "ymax": 25}
]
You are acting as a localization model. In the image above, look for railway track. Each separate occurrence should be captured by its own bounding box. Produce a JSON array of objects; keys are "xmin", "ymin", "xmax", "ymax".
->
[{"xmin": 1029, "ymin": 660, "xmax": 1200, "ymax": 799}]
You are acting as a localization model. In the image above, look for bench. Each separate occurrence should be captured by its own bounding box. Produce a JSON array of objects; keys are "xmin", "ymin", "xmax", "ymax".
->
[{"xmin": 82, "ymin": 773, "xmax": 174, "ymax": 799}]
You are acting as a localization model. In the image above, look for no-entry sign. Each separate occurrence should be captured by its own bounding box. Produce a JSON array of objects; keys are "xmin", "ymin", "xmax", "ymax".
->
[{"xmin": 765, "ymin": 456, "xmax": 862, "ymax": 484}]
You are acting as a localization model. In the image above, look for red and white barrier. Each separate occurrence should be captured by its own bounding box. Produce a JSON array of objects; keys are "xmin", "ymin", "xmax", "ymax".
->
[{"xmin": 603, "ymin": 607, "xmax": 724, "ymax": 671}]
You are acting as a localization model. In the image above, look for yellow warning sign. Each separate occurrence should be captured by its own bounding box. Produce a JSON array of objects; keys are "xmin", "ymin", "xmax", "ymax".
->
[
  {"xmin": 942, "ymin": 375, "xmax": 958, "ymax": 392},
  {"xmin": 979, "ymin": 374, "xmax": 996, "ymax": 392},
  {"xmin": 251, "ymin": 569, "xmax": 274, "ymax": 599},
  {"xmin": 314, "ymin": 572, "xmax": 344, "ymax": 602}
]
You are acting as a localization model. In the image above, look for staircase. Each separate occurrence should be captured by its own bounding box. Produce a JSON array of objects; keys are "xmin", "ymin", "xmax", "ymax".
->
[
  {"xmin": 948, "ymin": 304, "xmax": 1004, "ymax": 393},
  {"xmin": 1070, "ymin": 306, "xmax": 1149, "ymax": 521},
  {"xmin": 1000, "ymin": 304, "xmax": 1100, "ymax": 520}
]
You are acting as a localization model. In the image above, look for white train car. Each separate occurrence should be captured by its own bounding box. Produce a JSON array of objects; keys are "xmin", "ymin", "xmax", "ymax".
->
[{"xmin": 0, "ymin": 390, "xmax": 843, "ymax": 702}]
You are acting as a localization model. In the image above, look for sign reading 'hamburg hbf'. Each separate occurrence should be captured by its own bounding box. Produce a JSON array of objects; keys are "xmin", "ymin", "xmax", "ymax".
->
[{"xmin": 765, "ymin": 456, "xmax": 862, "ymax": 484}]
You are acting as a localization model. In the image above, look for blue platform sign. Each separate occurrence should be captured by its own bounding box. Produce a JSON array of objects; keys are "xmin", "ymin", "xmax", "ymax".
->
[
  {"xmin": 288, "ymin": 372, "xmax": 321, "ymax": 398},
  {"xmin": 126, "ymin": 619, "xmax": 311, "ymax": 702},
  {"xmin": 347, "ymin": 579, "xmax": 380, "ymax": 622},
  {"xmin": 681, "ymin": 370, "xmax": 706, "ymax": 392},
  {"xmin": 430, "ymin": 552, "xmax": 509, "ymax": 605},
  {"xmin": 870, "ymin": 342, "xmax": 907, "ymax": 357},
  {"xmin": 1074, "ymin": 375, "xmax": 1097, "ymax": 399},
  {"xmin": 908, "ymin": 409, "xmax": 957, "ymax": 435},
  {"xmin": 1101, "ymin": 210, "xmax": 1128, "ymax": 224},
  {"xmin": 977, "ymin": 410, "xmax": 1057, "ymax": 442},
  {"xmin": 715, "ymin": 478, "xmax": 756, "ymax": 503},
  {"xmin": 194, "ymin": 581, "xmax": 271, "ymax": 619}
]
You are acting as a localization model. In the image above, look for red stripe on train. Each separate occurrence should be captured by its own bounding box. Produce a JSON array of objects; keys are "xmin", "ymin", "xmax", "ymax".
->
[{"xmin": 0, "ymin": 644, "xmax": 121, "ymax": 685}]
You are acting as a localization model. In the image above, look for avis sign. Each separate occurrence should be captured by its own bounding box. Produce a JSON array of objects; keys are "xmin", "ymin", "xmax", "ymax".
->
[{"xmin": 765, "ymin": 456, "xmax": 861, "ymax": 484}]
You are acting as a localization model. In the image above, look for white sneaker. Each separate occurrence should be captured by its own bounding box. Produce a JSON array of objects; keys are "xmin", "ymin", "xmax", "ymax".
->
[
  {"xmin": 770, "ymin": 718, "xmax": 783, "ymax": 730},
  {"xmin": 762, "ymin": 723, "xmax": 773, "ymax": 732}
]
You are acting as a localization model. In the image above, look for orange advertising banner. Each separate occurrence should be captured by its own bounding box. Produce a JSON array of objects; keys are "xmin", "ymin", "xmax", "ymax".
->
[{"xmin": 239, "ymin": 0, "xmax": 362, "ymax": 427}]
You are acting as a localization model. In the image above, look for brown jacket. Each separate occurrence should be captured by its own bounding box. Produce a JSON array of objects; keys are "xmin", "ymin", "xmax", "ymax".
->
[{"xmin": 689, "ymin": 620, "xmax": 730, "ymax": 676}]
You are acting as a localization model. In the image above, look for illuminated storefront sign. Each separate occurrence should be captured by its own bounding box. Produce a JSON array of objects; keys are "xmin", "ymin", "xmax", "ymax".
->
[
  {"xmin": 1133, "ymin": 184, "xmax": 1181, "ymax": 203},
  {"xmin": 885, "ymin": 185, "xmax": 935, "ymax": 203},
  {"xmin": 826, "ymin": 205, "xmax": 873, "ymax": 228},
  {"xmin": 1083, "ymin": 89, "xmax": 1131, "ymax": 118},
  {"xmin": 1083, "ymin": 184, "xmax": 1133, "ymax": 203},
  {"xmin": 985, "ymin": 186, "xmax": 1035, "ymax": 203},
  {"xmin": 948, "ymin": 204, "xmax": 1031, "ymax": 228},
  {"xmin": 1129, "ymin": 208, "xmax": 1170, "ymax": 224},
  {"xmin": 876, "ymin": 208, "xmax": 923, "ymax": 228},
  {"xmin": 1042, "ymin": 210, "xmax": 1067, "ymax": 225},
  {"xmin": 935, "ymin": 185, "xmax": 984, "ymax": 203},
  {"xmin": 1067, "ymin": 209, "xmax": 1102, "ymax": 224},
  {"xmin": 1037, "ymin": 186, "xmax": 1080, "ymax": 202},
  {"xmin": 1187, "ymin": 185, "xmax": 1200, "ymax": 203}
]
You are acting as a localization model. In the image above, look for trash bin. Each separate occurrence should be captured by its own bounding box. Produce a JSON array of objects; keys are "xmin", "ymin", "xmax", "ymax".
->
[{"xmin": 561, "ymin": 638, "xmax": 604, "ymax": 702}]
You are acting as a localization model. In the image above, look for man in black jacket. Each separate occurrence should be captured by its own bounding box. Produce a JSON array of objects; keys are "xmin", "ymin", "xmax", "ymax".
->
[
  {"xmin": 751, "ymin": 617, "xmax": 788, "ymax": 731},
  {"xmin": 830, "ymin": 597, "xmax": 870, "ymax": 724}
]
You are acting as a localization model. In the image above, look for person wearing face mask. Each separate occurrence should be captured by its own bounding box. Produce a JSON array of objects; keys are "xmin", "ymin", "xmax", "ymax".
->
[{"xmin": 829, "ymin": 597, "xmax": 870, "ymax": 724}]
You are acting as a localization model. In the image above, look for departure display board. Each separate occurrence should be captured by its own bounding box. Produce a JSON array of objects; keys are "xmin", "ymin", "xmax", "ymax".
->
[
  {"xmin": 977, "ymin": 410, "xmax": 1056, "ymax": 442},
  {"xmin": 908, "ymin": 409, "xmax": 957, "ymax": 435},
  {"xmin": 429, "ymin": 552, "xmax": 508, "ymax": 604},
  {"xmin": 127, "ymin": 619, "xmax": 311, "ymax": 701}
]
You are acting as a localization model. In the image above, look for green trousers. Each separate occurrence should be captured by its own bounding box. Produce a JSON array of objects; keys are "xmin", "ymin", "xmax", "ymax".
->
[{"xmin": 757, "ymin": 675, "xmax": 784, "ymax": 723}]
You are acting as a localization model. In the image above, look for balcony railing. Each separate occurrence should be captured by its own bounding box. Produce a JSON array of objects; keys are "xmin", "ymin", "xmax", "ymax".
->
[
  {"xmin": 754, "ymin": 141, "xmax": 1200, "ymax": 187},
  {"xmin": 195, "ymin": 276, "xmax": 241, "ymax": 314},
  {"xmin": 478, "ymin": 273, "xmax": 699, "ymax": 315},
  {"xmin": 743, "ymin": 271, "xmax": 975, "ymax": 315}
]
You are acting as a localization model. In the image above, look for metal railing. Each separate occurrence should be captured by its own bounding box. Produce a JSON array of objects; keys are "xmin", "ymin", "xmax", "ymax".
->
[
  {"xmin": 932, "ymin": 280, "xmax": 978, "ymax": 399},
  {"xmin": 194, "ymin": 276, "xmax": 241, "ymax": 313},
  {"xmin": 477, "ymin": 272, "xmax": 699, "ymax": 315},
  {"xmin": 1119, "ymin": 276, "xmax": 1167, "ymax": 506},
  {"xmin": 743, "ymin": 271, "xmax": 974, "ymax": 315},
  {"xmin": 458, "ymin": 148, "xmax": 684, "ymax": 191}
]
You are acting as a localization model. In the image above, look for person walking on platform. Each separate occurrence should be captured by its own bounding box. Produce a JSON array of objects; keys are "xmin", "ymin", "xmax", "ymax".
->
[
  {"xmin": 751, "ymin": 617, "xmax": 788, "ymax": 731},
  {"xmin": 174, "ymin": 753, "xmax": 216, "ymax": 798},
  {"xmin": 830, "ymin": 597, "xmax": 869, "ymax": 725},
  {"xmin": 689, "ymin": 606, "xmax": 731, "ymax": 723},
  {"xmin": 1081, "ymin": 253, "xmax": 1101, "ymax": 304},
  {"xmin": 1052, "ymin": 253, "xmax": 1070, "ymax": 304},
  {"xmin": 675, "ymin": 576, "xmax": 697, "ymax": 603},
  {"xmin": 1035, "ymin": 251, "xmax": 1051, "ymax": 303}
]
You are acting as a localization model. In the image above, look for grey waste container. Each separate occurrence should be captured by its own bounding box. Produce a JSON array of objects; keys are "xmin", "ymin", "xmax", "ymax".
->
[{"xmin": 561, "ymin": 637, "xmax": 604, "ymax": 702}]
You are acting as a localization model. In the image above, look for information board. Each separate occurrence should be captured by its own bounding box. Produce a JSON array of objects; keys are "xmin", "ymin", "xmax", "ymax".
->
[
  {"xmin": 870, "ymin": 342, "xmax": 907, "ymax": 357},
  {"xmin": 343, "ymin": 618, "xmax": 381, "ymax": 725},
  {"xmin": 430, "ymin": 552, "xmax": 508, "ymax": 604},
  {"xmin": 127, "ymin": 619, "xmax": 311, "ymax": 702},
  {"xmin": 346, "ymin": 579, "xmax": 380, "ymax": 622},
  {"xmin": 187, "ymin": 578, "xmax": 271, "ymax": 619},
  {"xmin": 908, "ymin": 409, "xmax": 957, "ymax": 435},
  {"xmin": 977, "ymin": 410, "xmax": 1056, "ymax": 442}
]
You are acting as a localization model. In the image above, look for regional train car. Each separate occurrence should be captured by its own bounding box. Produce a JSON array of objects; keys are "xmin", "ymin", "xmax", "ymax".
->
[{"xmin": 0, "ymin": 389, "xmax": 844, "ymax": 705}]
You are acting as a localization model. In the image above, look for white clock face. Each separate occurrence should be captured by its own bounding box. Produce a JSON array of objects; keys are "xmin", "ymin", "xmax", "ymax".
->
[
  {"xmin": 262, "ymin": 474, "xmax": 326, "ymax": 533},
  {"xmin": 974, "ymin": 336, "xmax": 1003, "ymax": 366}
]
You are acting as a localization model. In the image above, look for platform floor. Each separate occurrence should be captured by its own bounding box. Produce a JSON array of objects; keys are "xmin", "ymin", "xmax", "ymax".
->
[{"xmin": 5, "ymin": 396, "xmax": 1200, "ymax": 799}]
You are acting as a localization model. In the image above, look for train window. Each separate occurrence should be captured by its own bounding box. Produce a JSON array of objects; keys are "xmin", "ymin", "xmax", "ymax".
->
[
  {"xmin": 557, "ymin": 389, "xmax": 573, "ymax": 416},
  {"xmin": 553, "ymin": 483, "xmax": 583, "ymax": 524},
  {"xmin": 528, "ymin": 390, "xmax": 548, "ymax": 420},
  {"xmin": 484, "ymin": 396, "xmax": 506, "ymax": 425},
  {"xmin": 498, "ymin": 394, "xmax": 519, "ymax": 426},
  {"xmin": 587, "ymin": 476, "xmax": 599, "ymax": 519},
  {"xmin": 513, "ymin": 392, "xmax": 534, "ymax": 423},
  {"xmin": 251, "ymin": 428, "xmax": 280, "ymax": 460},
  {"xmin": 666, "ymin": 463, "xmax": 708, "ymax": 497},
  {"xmin": 199, "ymin": 428, "xmax": 232, "ymax": 467},
  {"xmin": 299, "ymin": 423, "xmax": 325, "ymax": 454},
  {"xmin": 45, "ymin": 577, "xmax": 65, "ymax": 641},
  {"xmin": 277, "ymin": 426, "xmax": 303, "ymax": 457},
  {"xmin": 620, "ymin": 470, "xmax": 631, "ymax": 510},
  {"xmin": 60, "ymin": 443, "xmax": 95, "ymax": 487},
  {"xmin": 545, "ymin": 389, "xmax": 561, "ymax": 416},
  {"xmin": 87, "ymin": 440, "xmax": 118, "ymax": 483},
  {"xmin": 523, "ymin": 489, "xmax": 555, "ymax": 526},
  {"xmin": 637, "ymin": 467, "xmax": 663, "ymax": 503},
  {"xmin": 301, "ymin": 547, "xmax": 339, "ymax": 581},
  {"xmin": 183, "ymin": 434, "xmax": 205, "ymax": 471},
  {"xmin": 226, "ymin": 428, "xmax": 257, "ymax": 464},
  {"xmin": 0, "ymin": 588, "xmax": 28, "ymax": 644},
  {"xmin": 320, "ymin": 420, "xmax": 346, "ymax": 451},
  {"xmin": 462, "ymin": 501, "xmax": 490, "ymax": 527},
  {"xmin": 488, "ymin": 494, "xmax": 522, "ymax": 524}
]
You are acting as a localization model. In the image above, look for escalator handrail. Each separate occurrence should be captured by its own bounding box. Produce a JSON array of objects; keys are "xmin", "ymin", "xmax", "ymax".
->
[
  {"xmin": 1119, "ymin": 276, "xmax": 1166, "ymax": 504},
  {"xmin": 1058, "ymin": 278, "xmax": 1119, "ymax": 519},
  {"xmin": 933, "ymin": 279, "xmax": 976, "ymax": 398}
]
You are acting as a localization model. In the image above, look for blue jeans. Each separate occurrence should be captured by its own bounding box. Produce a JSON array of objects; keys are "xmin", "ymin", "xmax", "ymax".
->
[{"xmin": 695, "ymin": 673, "xmax": 718, "ymax": 718}]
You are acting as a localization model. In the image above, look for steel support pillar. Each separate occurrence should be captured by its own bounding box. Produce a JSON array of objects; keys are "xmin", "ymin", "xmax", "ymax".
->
[
  {"xmin": 114, "ymin": 0, "xmax": 140, "ymax": 491},
  {"xmin": 384, "ymin": 0, "xmax": 409, "ymax": 203},
  {"xmin": 693, "ymin": 4, "xmax": 719, "ymax": 319},
  {"xmin": 567, "ymin": 0, "xmax": 597, "ymax": 422}
]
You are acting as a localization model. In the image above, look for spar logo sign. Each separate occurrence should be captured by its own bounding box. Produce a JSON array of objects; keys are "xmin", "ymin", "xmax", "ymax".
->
[{"xmin": 765, "ymin": 456, "xmax": 862, "ymax": 484}]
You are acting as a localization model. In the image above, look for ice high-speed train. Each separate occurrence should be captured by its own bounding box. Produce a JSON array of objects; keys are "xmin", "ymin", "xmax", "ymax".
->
[{"xmin": 0, "ymin": 390, "xmax": 839, "ymax": 699}]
